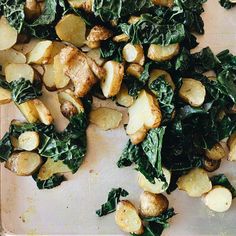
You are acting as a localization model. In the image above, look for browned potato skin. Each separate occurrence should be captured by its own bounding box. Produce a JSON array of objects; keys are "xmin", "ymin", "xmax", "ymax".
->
[
  {"xmin": 130, "ymin": 128, "xmax": 147, "ymax": 145},
  {"xmin": 126, "ymin": 64, "xmax": 144, "ymax": 79},
  {"xmin": 140, "ymin": 192, "xmax": 169, "ymax": 217},
  {"xmin": 152, "ymin": 0, "xmax": 174, "ymax": 7},
  {"xmin": 203, "ymin": 157, "xmax": 221, "ymax": 172},
  {"xmin": 60, "ymin": 101, "xmax": 78, "ymax": 119},
  {"xmin": 87, "ymin": 25, "xmax": 113, "ymax": 42},
  {"xmin": 205, "ymin": 143, "xmax": 226, "ymax": 161},
  {"xmin": 24, "ymin": 0, "xmax": 44, "ymax": 20}
]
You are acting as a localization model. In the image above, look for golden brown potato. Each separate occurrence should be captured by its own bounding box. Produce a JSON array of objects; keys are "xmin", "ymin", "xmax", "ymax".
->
[
  {"xmin": 203, "ymin": 157, "xmax": 221, "ymax": 172},
  {"xmin": 202, "ymin": 186, "xmax": 232, "ymax": 212},
  {"xmin": 87, "ymin": 25, "xmax": 113, "ymax": 42},
  {"xmin": 68, "ymin": 0, "xmax": 92, "ymax": 11},
  {"xmin": 116, "ymin": 84, "xmax": 134, "ymax": 107},
  {"xmin": 42, "ymin": 64, "xmax": 56, "ymax": 91},
  {"xmin": 140, "ymin": 192, "xmax": 169, "ymax": 217},
  {"xmin": 56, "ymin": 14, "xmax": 86, "ymax": 47},
  {"xmin": 5, "ymin": 151, "xmax": 42, "ymax": 176},
  {"xmin": 129, "ymin": 127, "xmax": 147, "ymax": 145},
  {"xmin": 126, "ymin": 90, "xmax": 162, "ymax": 144},
  {"xmin": 152, "ymin": 0, "xmax": 174, "ymax": 7},
  {"xmin": 123, "ymin": 44, "xmax": 145, "ymax": 65},
  {"xmin": 86, "ymin": 40, "xmax": 101, "ymax": 49},
  {"xmin": 179, "ymin": 78, "xmax": 206, "ymax": 107},
  {"xmin": 126, "ymin": 64, "xmax": 144, "ymax": 79},
  {"xmin": 90, "ymin": 107, "xmax": 123, "ymax": 130},
  {"xmin": 227, "ymin": 132, "xmax": 236, "ymax": 161},
  {"xmin": 24, "ymin": 0, "xmax": 44, "ymax": 20},
  {"xmin": 147, "ymin": 43, "xmax": 179, "ymax": 62},
  {"xmin": 17, "ymin": 100, "xmax": 39, "ymax": 123},
  {"xmin": 0, "ymin": 16, "xmax": 18, "ymax": 50},
  {"xmin": 115, "ymin": 200, "xmax": 143, "ymax": 234},
  {"xmin": 177, "ymin": 168, "xmax": 212, "ymax": 197},
  {"xmin": 205, "ymin": 143, "xmax": 226, "ymax": 161},
  {"xmin": 18, "ymin": 131, "xmax": 40, "ymax": 151},
  {"xmin": 0, "ymin": 87, "xmax": 12, "ymax": 105},
  {"xmin": 101, "ymin": 61, "xmax": 124, "ymax": 98},
  {"xmin": 86, "ymin": 49, "xmax": 104, "ymax": 66},
  {"xmin": 113, "ymin": 34, "xmax": 129, "ymax": 43},
  {"xmin": 48, "ymin": 41, "xmax": 66, "ymax": 64},
  {"xmin": 128, "ymin": 16, "xmax": 141, "ymax": 24}
]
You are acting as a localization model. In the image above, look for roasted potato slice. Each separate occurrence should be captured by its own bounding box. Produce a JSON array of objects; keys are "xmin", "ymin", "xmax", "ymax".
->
[
  {"xmin": 129, "ymin": 127, "xmax": 147, "ymax": 145},
  {"xmin": 90, "ymin": 107, "xmax": 123, "ymax": 130},
  {"xmin": 17, "ymin": 100, "xmax": 39, "ymax": 123},
  {"xmin": 48, "ymin": 41, "xmax": 66, "ymax": 64},
  {"xmin": 18, "ymin": 131, "xmax": 40, "ymax": 151},
  {"xmin": 123, "ymin": 44, "xmax": 145, "ymax": 65},
  {"xmin": 0, "ymin": 87, "xmax": 12, "ymax": 105},
  {"xmin": 87, "ymin": 25, "xmax": 112, "ymax": 42},
  {"xmin": 13, "ymin": 39, "xmax": 41, "ymax": 56},
  {"xmin": 42, "ymin": 64, "xmax": 56, "ymax": 91},
  {"xmin": 147, "ymin": 43, "xmax": 179, "ymax": 62},
  {"xmin": 27, "ymin": 40, "xmax": 53, "ymax": 64},
  {"xmin": 140, "ymin": 192, "xmax": 169, "ymax": 217},
  {"xmin": 227, "ymin": 132, "xmax": 236, "ymax": 161},
  {"xmin": 179, "ymin": 78, "xmax": 206, "ymax": 107},
  {"xmin": 138, "ymin": 168, "xmax": 171, "ymax": 194},
  {"xmin": 152, "ymin": 0, "xmax": 174, "ymax": 7},
  {"xmin": 126, "ymin": 90, "xmax": 162, "ymax": 143},
  {"xmin": 38, "ymin": 158, "xmax": 71, "ymax": 180},
  {"xmin": 115, "ymin": 200, "xmax": 143, "ymax": 234},
  {"xmin": 101, "ymin": 61, "xmax": 124, "ymax": 98},
  {"xmin": 5, "ymin": 151, "xmax": 42, "ymax": 176},
  {"xmin": 56, "ymin": 14, "xmax": 86, "ymax": 47},
  {"xmin": 202, "ymin": 186, "xmax": 232, "ymax": 212},
  {"xmin": 113, "ymin": 34, "xmax": 129, "ymax": 43},
  {"xmin": 0, "ymin": 16, "xmax": 18, "ymax": 50},
  {"xmin": 205, "ymin": 143, "xmax": 226, "ymax": 161},
  {"xmin": 86, "ymin": 49, "xmax": 104, "ymax": 66},
  {"xmin": 116, "ymin": 84, "xmax": 134, "ymax": 107},
  {"xmin": 177, "ymin": 168, "xmax": 212, "ymax": 197},
  {"xmin": 126, "ymin": 64, "xmax": 144, "ymax": 79}
]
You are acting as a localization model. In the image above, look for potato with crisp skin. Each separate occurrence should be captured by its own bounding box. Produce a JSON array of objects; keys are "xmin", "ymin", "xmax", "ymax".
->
[
  {"xmin": 115, "ymin": 200, "xmax": 143, "ymax": 235},
  {"xmin": 126, "ymin": 64, "xmax": 144, "ymax": 79},
  {"xmin": 205, "ymin": 143, "xmax": 226, "ymax": 161},
  {"xmin": 113, "ymin": 34, "xmax": 129, "ymax": 43},
  {"xmin": 203, "ymin": 157, "xmax": 221, "ymax": 172},
  {"xmin": 0, "ymin": 87, "xmax": 11, "ymax": 105},
  {"xmin": 18, "ymin": 131, "xmax": 40, "ymax": 151},
  {"xmin": 87, "ymin": 25, "xmax": 113, "ymax": 42},
  {"xmin": 123, "ymin": 44, "xmax": 145, "ymax": 65},
  {"xmin": 129, "ymin": 127, "xmax": 147, "ymax": 145},
  {"xmin": 179, "ymin": 78, "xmax": 206, "ymax": 107}
]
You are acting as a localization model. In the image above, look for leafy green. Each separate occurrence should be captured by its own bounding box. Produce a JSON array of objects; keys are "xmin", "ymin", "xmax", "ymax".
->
[
  {"xmin": 0, "ymin": 133, "xmax": 13, "ymax": 162},
  {"xmin": 93, "ymin": 0, "xmax": 153, "ymax": 21},
  {"xmin": 96, "ymin": 188, "xmax": 129, "ymax": 217},
  {"xmin": 219, "ymin": 0, "xmax": 236, "ymax": 9},
  {"xmin": 211, "ymin": 174, "xmax": 236, "ymax": 198},
  {"xmin": 0, "ymin": 77, "xmax": 10, "ymax": 90}
]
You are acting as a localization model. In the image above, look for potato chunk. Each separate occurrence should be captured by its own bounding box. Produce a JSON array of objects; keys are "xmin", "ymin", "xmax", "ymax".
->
[
  {"xmin": 179, "ymin": 78, "xmax": 206, "ymax": 107},
  {"xmin": 5, "ymin": 151, "xmax": 42, "ymax": 176},
  {"xmin": 43, "ymin": 64, "xmax": 56, "ymax": 91},
  {"xmin": 126, "ymin": 90, "xmax": 162, "ymax": 143},
  {"xmin": 126, "ymin": 64, "xmax": 144, "ymax": 79},
  {"xmin": 152, "ymin": 0, "xmax": 174, "ymax": 7},
  {"xmin": 140, "ymin": 192, "xmax": 169, "ymax": 217},
  {"xmin": 113, "ymin": 34, "xmax": 129, "ymax": 43},
  {"xmin": 147, "ymin": 43, "xmax": 179, "ymax": 62},
  {"xmin": 115, "ymin": 200, "xmax": 143, "ymax": 234},
  {"xmin": 0, "ymin": 16, "xmax": 18, "ymax": 50},
  {"xmin": 0, "ymin": 87, "xmax": 11, "ymax": 105},
  {"xmin": 38, "ymin": 158, "xmax": 71, "ymax": 180},
  {"xmin": 202, "ymin": 186, "xmax": 232, "ymax": 212},
  {"xmin": 17, "ymin": 100, "xmax": 39, "ymax": 123},
  {"xmin": 227, "ymin": 132, "xmax": 236, "ymax": 161},
  {"xmin": 177, "ymin": 168, "xmax": 212, "ymax": 197},
  {"xmin": 27, "ymin": 40, "xmax": 53, "ymax": 64},
  {"xmin": 90, "ymin": 107, "xmax": 122, "ymax": 130},
  {"xmin": 205, "ymin": 143, "xmax": 226, "ymax": 161},
  {"xmin": 138, "ymin": 168, "xmax": 171, "ymax": 194},
  {"xmin": 122, "ymin": 44, "xmax": 145, "ymax": 65},
  {"xmin": 56, "ymin": 14, "xmax": 86, "ymax": 47},
  {"xmin": 101, "ymin": 61, "xmax": 124, "ymax": 98},
  {"xmin": 18, "ymin": 131, "xmax": 40, "ymax": 151},
  {"xmin": 87, "ymin": 25, "xmax": 112, "ymax": 42},
  {"xmin": 116, "ymin": 84, "xmax": 134, "ymax": 107}
]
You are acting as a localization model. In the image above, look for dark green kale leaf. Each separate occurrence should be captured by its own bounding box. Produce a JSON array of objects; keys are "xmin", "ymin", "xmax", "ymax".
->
[
  {"xmin": 96, "ymin": 188, "xmax": 129, "ymax": 217},
  {"xmin": 93, "ymin": 0, "xmax": 153, "ymax": 21},
  {"xmin": 0, "ymin": 133, "xmax": 13, "ymax": 162},
  {"xmin": 219, "ymin": 0, "xmax": 236, "ymax": 9},
  {"xmin": 211, "ymin": 174, "xmax": 236, "ymax": 198},
  {"xmin": 0, "ymin": 77, "xmax": 10, "ymax": 90},
  {"xmin": 124, "ymin": 76, "xmax": 144, "ymax": 97},
  {"xmin": 216, "ymin": 49, "xmax": 236, "ymax": 73}
]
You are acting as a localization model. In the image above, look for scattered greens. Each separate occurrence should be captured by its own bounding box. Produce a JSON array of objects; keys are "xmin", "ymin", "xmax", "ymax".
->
[
  {"xmin": 219, "ymin": 0, "xmax": 236, "ymax": 9},
  {"xmin": 96, "ymin": 188, "xmax": 129, "ymax": 217}
]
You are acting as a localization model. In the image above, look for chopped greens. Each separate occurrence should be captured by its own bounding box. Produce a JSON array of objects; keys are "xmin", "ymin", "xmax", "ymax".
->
[{"xmin": 219, "ymin": 0, "xmax": 236, "ymax": 9}]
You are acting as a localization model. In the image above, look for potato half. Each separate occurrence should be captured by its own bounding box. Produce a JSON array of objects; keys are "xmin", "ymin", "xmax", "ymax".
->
[
  {"xmin": 202, "ymin": 186, "xmax": 232, "ymax": 212},
  {"xmin": 179, "ymin": 78, "xmax": 206, "ymax": 107},
  {"xmin": 177, "ymin": 168, "xmax": 212, "ymax": 197},
  {"xmin": 18, "ymin": 131, "xmax": 40, "ymax": 151},
  {"xmin": 5, "ymin": 151, "xmax": 42, "ymax": 176},
  {"xmin": 0, "ymin": 87, "xmax": 11, "ymax": 105},
  {"xmin": 90, "ymin": 107, "xmax": 123, "ymax": 130},
  {"xmin": 56, "ymin": 14, "xmax": 86, "ymax": 47},
  {"xmin": 43, "ymin": 64, "xmax": 56, "ymax": 91},
  {"xmin": 101, "ymin": 61, "xmax": 124, "ymax": 98},
  {"xmin": 147, "ymin": 43, "xmax": 179, "ymax": 62},
  {"xmin": 126, "ymin": 64, "xmax": 144, "ymax": 79},
  {"xmin": 17, "ymin": 100, "xmax": 39, "ymax": 123},
  {"xmin": 122, "ymin": 44, "xmax": 145, "ymax": 65},
  {"xmin": 205, "ymin": 143, "xmax": 226, "ymax": 161},
  {"xmin": 0, "ymin": 16, "xmax": 18, "ymax": 50},
  {"xmin": 116, "ymin": 84, "xmax": 134, "ymax": 107},
  {"xmin": 115, "ymin": 200, "xmax": 143, "ymax": 234},
  {"xmin": 138, "ymin": 168, "xmax": 171, "ymax": 194}
]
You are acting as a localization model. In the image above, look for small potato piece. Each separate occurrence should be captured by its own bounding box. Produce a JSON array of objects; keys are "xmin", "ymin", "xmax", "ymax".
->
[
  {"xmin": 38, "ymin": 158, "xmax": 71, "ymax": 180},
  {"xmin": 24, "ymin": 0, "xmax": 43, "ymax": 20},
  {"xmin": 205, "ymin": 143, "xmax": 226, "ymax": 161},
  {"xmin": 149, "ymin": 69, "xmax": 175, "ymax": 91},
  {"xmin": 113, "ymin": 34, "xmax": 129, "ymax": 43},
  {"xmin": 18, "ymin": 131, "xmax": 40, "ymax": 151},
  {"xmin": 126, "ymin": 64, "xmax": 144, "ymax": 79},
  {"xmin": 101, "ymin": 61, "xmax": 124, "ymax": 98},
  {"xmin": 0, "ymin": 16, "xmax": 18, "ymax": 50},
  {"xmin": 27, "ymin": 40, "xmax": 53, "ymax": 64},
  {"xmin": 48, "ymin": 41, "xmax": 66, "ymax": 64},
  {"xmin": 5, "ymin": 63, "xmax": 34, "ymax": 83},
  {"xmin": 116, "ymin": 84, "xmax": 134, "ymax": 107},
  {"xmin": 33, "ymin": 99, "xmax": 53, "ymax": 125},
  {"xmin": 87, "ymin": 49, "xmax": 104, "ymax": 66},
  {"xmin": 68, "ymin": 0, "xmax": 86, "ymax": 8},
  {"xmin": 13, "ymin": 39, "xmax": 41, "ymax": 56},
  {"xmin": 126, "ymin": 90, "xmax": 162, "ymax": 143},
  {"xmin": 115, "ymin": 200, "xmax": 143, "ymax": 234},
  {"xmin": 147, "ymin": 43, "xmax": 179, "ymax": 62},
  {"xmin": 140, "ymin": 192, "xmax": 169, "ymax": 217},
  {"xmin": 152, "ymin": 0, "xmax": 174, "ymax": 7},
  {"xmin": 17, "ymin": 100, "xmax": 39, "ymax": 123},
  {"xmin": 179, "ymin": 78, "xmax": 206, "ymax": 107},
  {"xmin": 130, "ymin": 127, "xmax": 147, "ymax": 145},
  {"xmin": 128, "ymin": 16, "xmax": 141, "ymax": 24},
  {"xmin": 5, "ymin": 151, "xmax": 42, "ymax": 176},
  {"xmin": 90, "ymin": 108, "xmax": 122, "ymax": 130},
  {"xmin": 177, "ymin": 168, "xmax": 212, "ymax": 197},
  {"xmin": 56, "ymin": 14, "xmax": 86, "ymax": 47},
  {"xmin": 203, "ymin": 186, "xmax": 232, "ymax": 212},
  {"xmin": 138, "ymin": 168, "xmax": 171, "ymax": 194},
  {"xmin": 43, "ymin": 64, "xmax": 56, "ymax": 91},
  {"xmin": 227, "ymin": 132, "xmax": 236, "ymax": 161},
  {"xmin": 0, "ymin": 87, "xmax": 11, "ymax": 105},
  {"xmin": 203, "ymin": 157, "xmax": 221, "ymax": 172},
  {"xmin": 87, "ymin": 25, "xmax": 112, "ymax": 42},
  {"xmin": 123, "ymin": 44, "xmax": 144, "ymax": 65},
  {"xmin": 86, "ymin": 40, "xmax": 101, "ymax": 49}
]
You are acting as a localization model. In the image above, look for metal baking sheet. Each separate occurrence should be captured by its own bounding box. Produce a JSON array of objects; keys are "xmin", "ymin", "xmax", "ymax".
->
[{"xmin": 1, "ymin": 1, "xmax": 236, "ymax": 235}]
